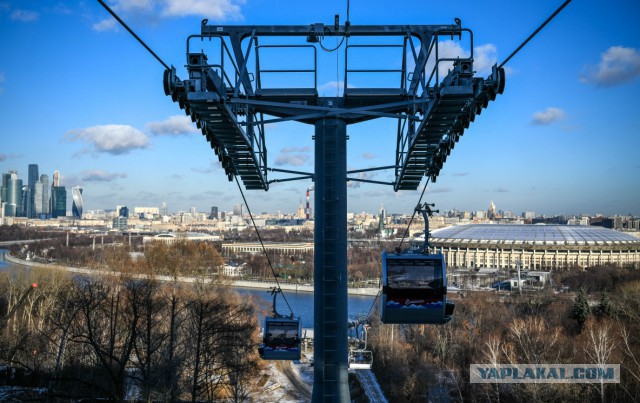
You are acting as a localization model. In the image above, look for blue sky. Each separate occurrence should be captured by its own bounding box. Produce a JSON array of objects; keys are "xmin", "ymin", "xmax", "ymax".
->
[{"xmin": 0, "ymin": 0, "xmax": 639, "ymax": 217}]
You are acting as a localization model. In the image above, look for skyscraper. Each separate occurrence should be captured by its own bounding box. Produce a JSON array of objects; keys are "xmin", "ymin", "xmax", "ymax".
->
[
  {"xmin": 0, "ymin": 172, "xmax": 9, "ymax": 203},
  {"xmin": 27, "ymin": 164, "xmax": 38, "ymax": 218},
  {"xmin": 51, "ymin": 186, "xmax": 66, "ymax": 218},
  {"xmin": 6, "ymin": 173, "xmax": 22, "ymax": 217},
  {"xmin": 233, "ymin": 204, "xmax": 243, "ymax": 216},
  {"xmin": 210, "ymin": 206, "xmax": 218, "ymax": 220},
  {"xmin": 34, "ymin": 181, "xmax": 43, "ymax": 216},
  {"xmin": 72, "ymin": 186, "xmax": 83, "ymax": 219},
  {"xmin": 39, "ymin": 174, "xmax": 49, "ymax": 216}
]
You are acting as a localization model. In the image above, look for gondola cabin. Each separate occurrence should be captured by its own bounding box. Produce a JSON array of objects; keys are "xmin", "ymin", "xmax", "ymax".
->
[
  {"xmin": 349, "ymin": 349, "xmax": 373, "ymax": 370},
  {"xmin": 380, "ymin": 251, "xmax": 454, "ymax": 324},
  {"xmin": 258, "ymin": 316, "xmax": 302, "ymax": 360}
]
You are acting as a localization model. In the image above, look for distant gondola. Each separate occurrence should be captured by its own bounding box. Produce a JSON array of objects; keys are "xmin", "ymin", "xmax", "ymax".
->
[
  {"xmin": 258, "ymin": 288, "xmax": 302, "ymax": 360},
  {"xmin": 348, "ymin": 349, "xmax": 373, "ymax": 370}
]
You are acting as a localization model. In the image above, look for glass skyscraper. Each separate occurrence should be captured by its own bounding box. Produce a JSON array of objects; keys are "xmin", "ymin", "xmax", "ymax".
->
[
  {"xmin": 40, "ymin": 174, "xmax": 49, "ymax": 217},
  {"xmin": 72, "ymin": 186, "xmax": 83, "ymax": 219},
  {"xmin": 27, "ymin": 164, "xmax": 38, "ymax": 218},
  {"xmin": 51, "ymin": 186, "xmax": 66, "ymax": 218}
]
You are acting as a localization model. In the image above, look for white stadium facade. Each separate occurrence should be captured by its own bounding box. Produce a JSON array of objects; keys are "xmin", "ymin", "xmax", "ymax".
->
[{"xmin": 429, "ymin": 224, "xmax": 640, "ymax": 270}]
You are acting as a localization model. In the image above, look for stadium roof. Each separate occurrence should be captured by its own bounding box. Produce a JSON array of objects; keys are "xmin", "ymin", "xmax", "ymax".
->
[{"xmin": 431, "ymin": 224, "xmax": 640, "ymax": 245}]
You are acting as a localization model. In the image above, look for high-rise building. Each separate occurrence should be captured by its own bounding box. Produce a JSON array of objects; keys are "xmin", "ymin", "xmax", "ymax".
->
[
  {"xmin": 0, "ymin": 172, "xmax": 9, "ymax": 203},
  {"xmin": 210, "ymin": 206, "xmax": 218, "ymax": 220},
  {"xmin": 488, "ymin": 200, "xmax": 497, "ymax": 219},
  {"xmin": 21, "ymin": 185, "xmax": 30, "ymax": 217},
  {"xmin": 52, "ymin": 170, "xmax": 60, "ymax": 187},
  {"xmin": 51, "ymin": 186, "xmax": 66, "ymax": 218},
  {"xmin": 112, "ymin": 216, "xmax": 128, "ymax": 231},
  {"xmin": 72, "ymin": 186, "xmax": 83, "ymax": 219},
  {"xmin": 161, "ymin": 202, "xmax": 168, "ymax": 217},
  {"xmin": 39, "ymin": 174, "xmax": 49, "ymax": 216},
  {"xmin": 118, "ymin": 206, "xmax": 129, "ymax": 218},
  {"xmin": 233, "ymin": 204, "xmax": 243, "ymax": 216},
  {"xmin": 34, "ymin": 182, "xmax": 43, "ymax": 216},
  {"xmin": 26, "ymin": 164, "xmax": 39, "ymax": 218},
  {"xmin": 7, "ymin": 173, "xmax": 22, "ymax": 217}
]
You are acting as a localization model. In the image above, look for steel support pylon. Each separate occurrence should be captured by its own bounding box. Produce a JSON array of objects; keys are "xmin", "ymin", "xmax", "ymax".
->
[{"xmin": 313, "ymin": 117, "xmax": 350, "ymax": 402}]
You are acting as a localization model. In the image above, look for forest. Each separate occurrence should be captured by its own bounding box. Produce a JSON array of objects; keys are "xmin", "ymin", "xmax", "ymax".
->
[
  {"xmin": 0, "ymin": 241, "xmax": 262, "ymax": 401},
  {"xmin": 367, "ymin": 265, "xmax": 640, "ymax": 402}
]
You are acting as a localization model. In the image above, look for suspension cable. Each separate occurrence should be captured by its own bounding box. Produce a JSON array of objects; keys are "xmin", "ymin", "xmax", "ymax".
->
[
  {"xmin": 498, "ymin": 0, "xmax": 572, "ymax": 69},
  {"xmin": 365, "ymin": 290, "xmax": 380, "ymax": 321},
  {"xmin": 96, "ymin": 0, "xmax": 171, "ymax": 71},
  {"xmin": 396, "ymin": 177, "xmax": 430, "ymax": 251},
  {"xmin": 234, "ymin": 176, "xmax": 295, "ymax": 317}
]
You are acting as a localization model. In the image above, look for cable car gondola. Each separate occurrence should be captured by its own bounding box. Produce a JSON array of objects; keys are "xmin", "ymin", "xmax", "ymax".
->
[
  {"xmin": 348, "ymin": 349, "xmax": 373, "ymax": 370},
  {"xmin": 258, "ymin": 288, "xmax": 302, "ymax": 360},
  {"xmin": 380, "ymin": 203, "xmax": 455, "ymax": 324}
]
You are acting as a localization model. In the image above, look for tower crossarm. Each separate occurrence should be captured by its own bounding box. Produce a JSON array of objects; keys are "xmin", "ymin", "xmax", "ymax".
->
[{"xmin": 394, "ymin": 62, "xmax": 505, "ymax": 190}]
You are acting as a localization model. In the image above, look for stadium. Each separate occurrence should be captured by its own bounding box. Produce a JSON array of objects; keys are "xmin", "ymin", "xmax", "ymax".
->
[{"xmin": 426, "ymin": 224, "xmax": 640, "ymax": 270}]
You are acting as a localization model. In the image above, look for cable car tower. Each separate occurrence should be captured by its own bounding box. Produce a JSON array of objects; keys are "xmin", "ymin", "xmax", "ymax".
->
[{"xmin": 160, "ymin": 18, "xmax": 504, "ymax": 402}]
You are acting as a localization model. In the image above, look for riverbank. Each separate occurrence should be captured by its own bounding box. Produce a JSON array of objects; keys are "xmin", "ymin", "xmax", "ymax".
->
[{"xmin": 3, "ymin": 253, "xmax": 380, "ymax": 296}]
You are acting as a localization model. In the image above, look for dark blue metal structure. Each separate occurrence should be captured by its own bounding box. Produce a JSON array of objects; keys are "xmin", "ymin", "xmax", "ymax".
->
[{"xmin": 162, "ymin": 19, "xmax": 504, "ymax": 402}]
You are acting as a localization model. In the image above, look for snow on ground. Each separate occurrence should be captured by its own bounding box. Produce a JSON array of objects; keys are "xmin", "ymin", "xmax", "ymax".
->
[{"xmin": 250, "ymin": 353, "xmax": 314, "ymax": 402}]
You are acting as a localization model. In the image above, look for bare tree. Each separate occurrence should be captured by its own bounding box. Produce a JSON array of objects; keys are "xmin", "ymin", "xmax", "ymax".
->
[{"xmin": 584, "ymin": 320, "xmax": 618, "ymax": 403}]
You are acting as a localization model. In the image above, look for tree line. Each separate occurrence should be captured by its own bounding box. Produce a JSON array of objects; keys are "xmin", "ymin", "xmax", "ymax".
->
[
  {"xmin": 0, "ymin": 241, "xmax": 261, "ymax": 401},
  {"xmin": 368, "ymin": 265, "xmax": 640, "ymax": 402}
]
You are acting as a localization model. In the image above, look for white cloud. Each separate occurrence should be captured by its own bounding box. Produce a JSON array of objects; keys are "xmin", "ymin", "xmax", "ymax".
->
[
  {"xmin": 275, "ymin": 146, "xmax": 311, "ymax": 166},
  {"xmin": 161, "ymin": 0, "xmax": 244, "ymax": 19},
  {"xmin": 362, "ymin": 152, "xmax": 376, "ymax": 160},
  {"xmin": 473, "ymin": 44, "xmax": 498, "ymax": 75},
  {"xmin": 426, "ymin": 40, "xmax": 467, "ymax": 79},
  {"xmin": 81, "ymin": 170, "xmax": 127, "ymax": 182},
  {"xmin": 93, "ymin": 18, "xmax": 117, "ymax": 32},
  {"xmin": 114, "ymin": 0, "xmax": 154, "ymax": 13},
  {"xmin": 347, "ymin": 172, "xmax": 374, "ymax": 189},
  {"xmin": 147, "ymin": 115, "xmax": 199, "ymax": 136},
  {"xmin": 66, "ymin": 124, "xmax": 150, "ymax": 155},
  {"xmin": 103, "ymin": 0, "xmax": 244, "ymax": 21},
  {"xmin": 531, "ymin": 107, "xmax": 566, "ymax": 125},
  {"xmin": 281, "ymin": 146, "xmax": 311, "ymax": 153},
  {"xmin": 275, "ymin": 154, "xmax": 310, "ymax": 167},
  {"xmin": 11, "ymin": 9, "xmax": 38, "ymax": 22},
  {"xmin": 580, "ymin": 46, "xmax": 640, "ymax": 87}
]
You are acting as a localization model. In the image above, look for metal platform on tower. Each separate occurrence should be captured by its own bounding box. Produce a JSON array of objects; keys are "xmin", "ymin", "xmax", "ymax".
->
[{"xmin": 163, "ymin": 20, "xmax": 504, "ymax": 192}]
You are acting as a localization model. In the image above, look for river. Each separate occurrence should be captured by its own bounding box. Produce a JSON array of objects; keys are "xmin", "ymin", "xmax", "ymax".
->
[{"xmin": 0, "ymin": 249, "xmax": 377, "ymax": 328}]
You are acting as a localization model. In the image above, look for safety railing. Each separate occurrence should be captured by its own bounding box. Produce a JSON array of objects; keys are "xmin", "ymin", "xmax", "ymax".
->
[
  {"xmin": 344, "ymin": 43, "xmax": 407, "ymax": 93},
  {"xmin": 255, "ymin": 44, "xmax": 317, "ymax": 91}
]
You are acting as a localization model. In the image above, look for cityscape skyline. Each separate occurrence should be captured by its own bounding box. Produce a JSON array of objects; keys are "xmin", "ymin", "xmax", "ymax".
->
[
  {"xmin": 0, "ymin": 1, "xmax": 639, "ymax": 216},
  {"xmin": 1, "ymin": 162, "xmax": 639, "ymax": 219}
]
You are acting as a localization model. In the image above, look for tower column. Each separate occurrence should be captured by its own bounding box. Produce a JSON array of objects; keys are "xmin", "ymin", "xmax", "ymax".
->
[{"xmin": 313, "ymin": 117, "xmax": 350, "ymax": 402}]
